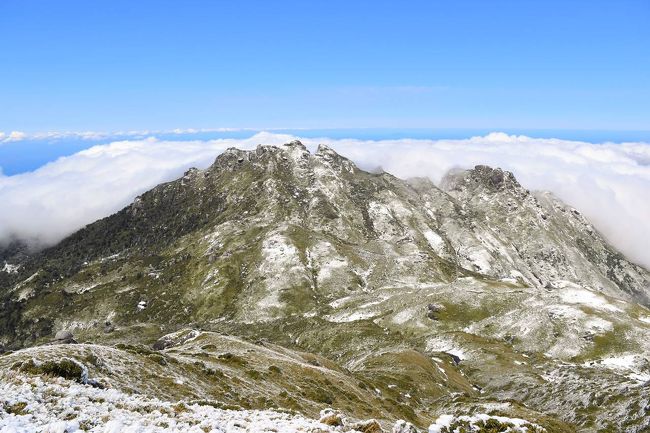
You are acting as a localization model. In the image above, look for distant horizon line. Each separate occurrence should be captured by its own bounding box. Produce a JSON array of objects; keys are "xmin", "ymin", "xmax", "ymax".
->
[{"xmin": 3, "ymin": 126, "xmax": 650, "ymax": 142}]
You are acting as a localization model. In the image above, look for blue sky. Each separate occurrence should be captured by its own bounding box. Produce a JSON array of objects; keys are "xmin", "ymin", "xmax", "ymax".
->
[{"xmin": 1, "ymin": 0, "xmax": 649, "ymax": 132}]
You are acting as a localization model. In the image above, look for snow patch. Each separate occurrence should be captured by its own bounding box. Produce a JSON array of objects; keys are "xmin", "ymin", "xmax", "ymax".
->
[
  {"xmin": 584, "ymin": 317, "xmax": 613, "ymax": 333},
  {"xmin": 2, "ymin": 261, "xmax": 20, "ymax": 274},
  {"xmin": 329, "ymin": 295, "xmax": 354, "ymax": 309},
  {"xmin": 308, "ymin": 241, "xmax": 348, "ymax": 285},
  {"xmin": 392, "ymin": 307, "xmax": 418, "ymax": 325},
  {"xmin": 326, "ymin": 310, "xmax": 379, "ymax": 323},
  {"xmin": 423, "ymin": 230, "xmax": 445, "ymax": 255},
  {"xmin": 556, "ymin": 283, "xmax": 622, "ymax": 312},
  {"xmin": 426, "ymin": 338, "xmax": 468, "ymax": 361},
  {"xmin": 63, "ymin": 282, "xmax": 100, "ymax": 295},
  {"xmin": 256, "ymin": 232, "xmax": 305, "ymax": 312},
  {"xmin": 591, "ymin": 354, "xmax": 650, "ymax": 384}
]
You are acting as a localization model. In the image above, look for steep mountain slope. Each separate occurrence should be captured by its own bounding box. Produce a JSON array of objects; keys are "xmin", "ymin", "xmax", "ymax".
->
[
  {"xmin": 439, "ymin": 165, "xmax": 649, "ymax": 302},
  {"xmin": 1, "ymin": 141, "xmax": 649, "ymax": 432}
]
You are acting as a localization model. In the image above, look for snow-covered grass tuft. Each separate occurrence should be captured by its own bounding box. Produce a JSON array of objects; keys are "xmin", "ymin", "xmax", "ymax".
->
[{"xmin": 428, "ymin": 413, "xmax": 545, "ymax": 433}]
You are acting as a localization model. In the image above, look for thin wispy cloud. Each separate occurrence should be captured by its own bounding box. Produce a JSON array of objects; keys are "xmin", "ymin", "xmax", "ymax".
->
[
  {"xmin": 0, "ymin": 128, "xmax": 247, "ymax": 144},
  {"xmin": 0, "ymin": 132, "xmax": 648, "ymax": 270},
  {"xmin": 0, "ymin": 131, "xmax": 28, "ymax": 143}
]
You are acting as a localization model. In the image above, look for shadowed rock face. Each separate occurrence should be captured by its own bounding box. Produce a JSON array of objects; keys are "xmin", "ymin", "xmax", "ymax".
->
[{"xmin": 1, "ymin": 141, "xmax": 649, "ymax": 432}]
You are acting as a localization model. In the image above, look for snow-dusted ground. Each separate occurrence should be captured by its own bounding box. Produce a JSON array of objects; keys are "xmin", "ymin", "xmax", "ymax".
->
[
  {"xmin": 0, "ymin": 372, "xmax": 345, "ymax": 433},
  {"xmin": 555, "ymin": 282, "xmax": 622, "ymax": 313},
  {"xmin": 583, "ymin": 354, "xmax": 650, "ymax": 384},
  {"xmin": 0, "ymin": 369, "xmax": 547, "ymax": 433}
]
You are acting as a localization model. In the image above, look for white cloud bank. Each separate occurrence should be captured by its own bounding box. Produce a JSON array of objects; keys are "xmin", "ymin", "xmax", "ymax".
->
[{"xmin": 0, "ymin": 132, "xmax": 649, "ymax": 269}]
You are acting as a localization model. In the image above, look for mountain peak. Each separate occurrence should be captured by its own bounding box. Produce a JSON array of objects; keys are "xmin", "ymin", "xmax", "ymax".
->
[
  {"xmin": 440, "ymin": 164, "xmax": 522, "ymax": 194},
  {"xmin": 283, "ymin": 139, "xmax": 308, "ymax": 152},
  {"xmin": 315, "ymin": 144, "xmax": 358, "ymax": 172},
  {"xmin": 469, "ymin": 164, "xmax": 521, "ymax": 191},
  {"xmin": 315, "ymin": 143, "xmax": 335, "ymax": 156},
  {"xmin": 211, "ymin": 147, "xmax": 251, "ymax": 170}
]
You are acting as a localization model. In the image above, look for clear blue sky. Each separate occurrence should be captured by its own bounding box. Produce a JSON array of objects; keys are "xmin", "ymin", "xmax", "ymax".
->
[{"xmin": 1, "ymin": 0, "xmax": 648, "ymax": 132}]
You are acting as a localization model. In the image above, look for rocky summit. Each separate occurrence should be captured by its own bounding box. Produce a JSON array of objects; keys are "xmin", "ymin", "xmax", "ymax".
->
[{"xmin": 1, "ymin": 141, "xmax": 650, "ymax": 432}]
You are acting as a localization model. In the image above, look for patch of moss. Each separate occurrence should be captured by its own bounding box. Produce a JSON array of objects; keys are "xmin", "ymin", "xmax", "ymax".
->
[
  {"xmin": 147, "ymin": 353, "xmax": 168, "ymax": 366},
  {"xmin": 115, "ymin": 343, "xmax": 157, "ymax": 356},
  {"xmin": 172, "ymin": 402, "xmax": 189, "ymax": 413},
  {"xmin": 573, "ymin": 323, "xmax": 637, "ymax": 362},
  {"xmin": 217, "ymin": 352, "xmax": 247, "ymax": 366},
  {"xmin": 13, "ymin": 357, "xmax": 86, "ymax": 383},
  {"xmin": 245, "ymin": 369, "xmax": 263, "ymax": 380},
  {"xmin": 440, "ymin": 418, "xmax": 545, "ymax": 433},
  {"xmin": 3, "ymin": 401, "xmax": 28, "ymax": 415}
]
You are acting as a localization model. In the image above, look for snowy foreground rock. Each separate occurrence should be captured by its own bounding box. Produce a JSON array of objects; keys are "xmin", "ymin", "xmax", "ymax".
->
[{"xmin": 0, "ymin": 371, "xmax": 345, "ymax": 433}]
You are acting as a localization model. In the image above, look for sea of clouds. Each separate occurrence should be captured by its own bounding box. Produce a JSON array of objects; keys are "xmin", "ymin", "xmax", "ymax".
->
[{"xmin": 1, "ymin": 131, "xmax": 649, "ymax": 269}]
